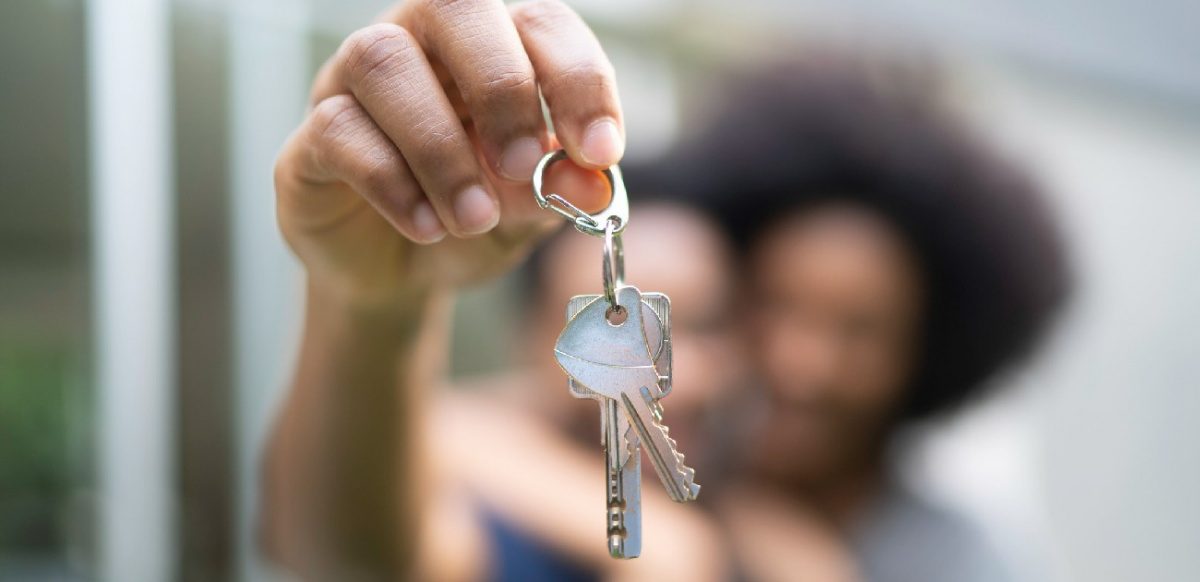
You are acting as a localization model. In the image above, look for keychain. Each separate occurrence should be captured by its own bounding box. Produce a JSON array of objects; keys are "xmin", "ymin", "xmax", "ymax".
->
[{"xmin": 532, "ymin": 150, "xmax": 699, "ymax": 559}]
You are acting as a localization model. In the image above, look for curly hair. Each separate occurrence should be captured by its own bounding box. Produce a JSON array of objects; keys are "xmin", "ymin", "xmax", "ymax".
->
[{"xmin": 628, "ymin": 56, "xmax": 1071, "ymax": 420}]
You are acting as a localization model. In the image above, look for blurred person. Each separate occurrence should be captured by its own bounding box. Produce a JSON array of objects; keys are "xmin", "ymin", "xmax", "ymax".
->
[{"xmin": 663, "ymin": 60, "xmax": 1071, "ymax": 582}]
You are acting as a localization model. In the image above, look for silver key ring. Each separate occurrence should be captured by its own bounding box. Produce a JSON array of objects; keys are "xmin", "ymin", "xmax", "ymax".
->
[
  {"xmin": 601, "ymin": 216, "xmax": 625, "ymax": 310},
  {"xmin": 532, "ymin": 149, "xmax": 629, "ymax": 237}
]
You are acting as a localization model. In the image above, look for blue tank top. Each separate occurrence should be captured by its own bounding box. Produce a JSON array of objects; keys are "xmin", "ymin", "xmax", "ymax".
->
[{"xmin": 483, "ymin": 511, "xmax": 598, "ymax": 582}]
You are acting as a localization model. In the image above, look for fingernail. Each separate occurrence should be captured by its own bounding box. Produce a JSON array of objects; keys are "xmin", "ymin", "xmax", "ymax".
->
[
  {"xmin": 411, "ymin": 200, "xmax": 446, "ymax": 244},
  {"xmin": 580, "ymin": 119, "xmax": 623, "ymax": 167},
  {"xmin": 498, "ymin": 137, "xmax": 544, "ymax": 181},
  {"xmin": 454, "ymin": 185, "xmax": 499, "ymax": 235}
]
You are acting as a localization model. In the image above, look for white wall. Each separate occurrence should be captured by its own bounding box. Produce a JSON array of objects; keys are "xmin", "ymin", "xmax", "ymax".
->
[{"xmin": 927, "ymin": 61, "xmax": 1200, "ymax": 581}]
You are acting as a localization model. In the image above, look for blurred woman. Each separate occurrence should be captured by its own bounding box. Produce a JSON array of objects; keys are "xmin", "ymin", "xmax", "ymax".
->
[{"xmin": 658, "ymin": 59, "xmax": 1071, "ymax": 582}]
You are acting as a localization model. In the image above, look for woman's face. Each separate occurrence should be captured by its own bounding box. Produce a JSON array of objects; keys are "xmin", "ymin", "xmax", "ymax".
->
[{"xmin": 746, "ymin": 202, "xmax": 923, "ymax": 488}]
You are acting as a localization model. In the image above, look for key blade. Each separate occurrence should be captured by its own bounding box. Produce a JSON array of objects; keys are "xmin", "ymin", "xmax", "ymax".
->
[
  {"xmin": 602, "ymin": 398, "xmax": 642, "ymax": 559},
  {"xmin": 620, "ymin": 389, "xmax": 701, "ymax": 503},
  {"xmin": 613, "ymin": 450, "xmax": 642, "ymax": 558},
  {"xmin": 606, "ymin": 426, "xmax": 642, "ymax": 558},
  {"xmin": 613, "ymin": 401, "xmax": 641, "ymax": 470},
  {"xmin": 622, "ymin": 422, "xmax": 641, "ymax": 468}
]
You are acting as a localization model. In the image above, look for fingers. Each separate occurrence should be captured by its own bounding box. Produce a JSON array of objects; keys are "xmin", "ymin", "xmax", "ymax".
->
[
  {"xmin": 300, "ymin": 94, "xmax": 447, "ymax": 244},
  {"xmin": 408, "ymin": 0, "xmax": 547, "ymax": 183},
  {"xmin": 337, "ymin": 23, "xmax": 499, "ymax": 236},
  {"xmin": 296, "ymin": 0, "xmax": 623, "ymax": 244},
  {"xmin": 511, "ymin": 0, "xmax": 624, "ymax": 170}
]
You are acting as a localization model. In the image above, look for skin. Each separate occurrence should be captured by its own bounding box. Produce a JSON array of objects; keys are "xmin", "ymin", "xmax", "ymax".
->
[{"xmin": 733, "ymin": 202, "xmax": 924, "ymax": 528}]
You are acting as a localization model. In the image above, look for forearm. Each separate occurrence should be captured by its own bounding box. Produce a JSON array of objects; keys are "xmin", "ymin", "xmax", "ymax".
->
[{"xmin": 261, "ymin": 279, "xmax": 452, "ymax": 580}]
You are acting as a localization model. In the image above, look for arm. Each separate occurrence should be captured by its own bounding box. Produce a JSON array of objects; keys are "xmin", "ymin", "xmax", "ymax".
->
[
  {"xmin": 260, "ymin": 0, "xmax": 623, "ymax": 578},
  {"xmin": 261, "ymin": 285, "xmax": 450, "ymax": 579}
]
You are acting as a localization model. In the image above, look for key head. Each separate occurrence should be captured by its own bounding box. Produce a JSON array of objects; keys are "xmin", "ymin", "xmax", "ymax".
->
[
  {"xmin": 565, "ymin": 293, "xmax": 669, "ymax": 402},
  {"xmin": 554, "ymin": 287, "xmax": 661, "ymax": 400}
]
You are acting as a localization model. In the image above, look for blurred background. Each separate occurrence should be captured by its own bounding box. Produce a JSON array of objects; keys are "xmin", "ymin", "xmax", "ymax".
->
[{"xmin": 1, "ymin": 0, "xmax": 1198, "ymax": 580}]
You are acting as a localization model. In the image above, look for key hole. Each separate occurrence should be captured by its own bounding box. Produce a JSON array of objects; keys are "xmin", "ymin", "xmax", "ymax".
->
[{"xmin": 605, "ymin": 305, "xmax": 628, "ymax": 326}]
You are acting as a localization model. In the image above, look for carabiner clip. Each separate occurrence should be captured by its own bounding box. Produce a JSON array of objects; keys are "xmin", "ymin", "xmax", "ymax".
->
[{"xmin": 531, "ymin": 149, "xmax": 628, "ymax": 237}]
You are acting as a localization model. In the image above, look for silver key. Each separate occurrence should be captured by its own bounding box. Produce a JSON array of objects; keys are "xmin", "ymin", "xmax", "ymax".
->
[
  {"xmin": 602, "ymin": 399, "xmax": 640, "ymax": 558},
  {"xmin": 566, "ymin": 294, "xmax": 671, "ymax": 558},
  {"xmin": 556, "ymin": 286, "xmax": 700, "ymax": 504},
  {"xmin": 531, "ymin": 148, "xmax": 695, "ymax": 559}
]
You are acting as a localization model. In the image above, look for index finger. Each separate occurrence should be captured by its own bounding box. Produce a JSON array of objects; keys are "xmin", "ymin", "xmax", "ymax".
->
[
  {"xmin": 401, "ymin": 0, "xmax": 549, "ymax": 183},
  {"xmin": 510, "ymin": 0, "xmax": 625, "ymax": 171}
]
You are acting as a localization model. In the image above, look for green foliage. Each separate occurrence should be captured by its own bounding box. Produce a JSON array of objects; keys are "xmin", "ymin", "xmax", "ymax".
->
[{"xmin": 0, "ymin": 339, "xmax": 89, "ymax": 556}]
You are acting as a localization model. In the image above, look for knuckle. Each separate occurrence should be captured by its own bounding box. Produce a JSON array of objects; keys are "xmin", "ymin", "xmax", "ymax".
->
[
  {"xmin": 358, "ymin": 156, "xmax": 399, "ymax": 196},
  {"xmin": 511, "ymin": 0, "xmax": 575, "ymax": 33},
  {"xmin": 339, "ymin": 23, "xmax": 419, "ymax": 88},
  {"xmin": 309, "ymin": 95, "xmax": 363, "ymax": 147},
  {"xmin": 415, "ymin": 125, "xmax": 466, "ymax": 167},
  {"xmin": 408, "ymin": 123, "xmax": 473, "ymax": 197},
  {"xmin": 420, "ymin": 0, "xmax": 485, "ymax": 22},
  {"xmin": 553, "ymin": 60, "xmax": 615, "ymax": 93},
  {"xmin": 474, "ymin": 66, "xmax": 536, "ymax": 108},
  {"xmin": 308, "ymin": 95, "xmax": 400, "ymax": 189}
]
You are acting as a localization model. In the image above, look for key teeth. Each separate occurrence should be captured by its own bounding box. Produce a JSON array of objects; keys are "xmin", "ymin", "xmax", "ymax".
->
[
  {"xmin": 676, "ymin": 454, "xmax": 696, "ymax": 485},
  {"xmin": 647, "ymin": 412, "xmax": 700, "ymax": 499}
]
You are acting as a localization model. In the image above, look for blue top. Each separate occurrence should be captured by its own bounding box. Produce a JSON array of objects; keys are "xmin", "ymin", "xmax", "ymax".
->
[{"xmin": 483, "ymin": 511, "xmax": 598, "ymax": 582}]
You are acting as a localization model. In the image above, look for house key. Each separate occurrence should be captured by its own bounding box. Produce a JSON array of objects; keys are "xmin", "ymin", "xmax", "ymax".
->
[{"xmin": 533, "ymin": 149, "xmax": 699, "ymax": 559}]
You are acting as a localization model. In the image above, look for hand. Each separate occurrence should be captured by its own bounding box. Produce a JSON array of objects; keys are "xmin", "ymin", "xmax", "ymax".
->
[{"xmin": 275, "ymin": 0, "xmax": 620, "ymax": 309}]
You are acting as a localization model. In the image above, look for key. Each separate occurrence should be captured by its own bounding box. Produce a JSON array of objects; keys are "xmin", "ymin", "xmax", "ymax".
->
[
  {"xmin": 531, "ymin": 148, "xmax": 695, "ymax": 558},
  {"xmin": 602, "ymin": 399, "xmax": 640, "ymax": 558},
  {"xmin": 558, "ymin": 288, "xmax": 697, "ymax": 503},
  {"xmin": 565, "ymin": 294, "xmax": 671, "ymax": 558},
  {"xmin": 556, "ymin": 286, "xmax": 701, "ymax": 503}
]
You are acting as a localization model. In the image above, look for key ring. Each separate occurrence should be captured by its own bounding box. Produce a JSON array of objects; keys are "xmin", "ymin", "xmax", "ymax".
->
[
  {"xmin": 601, "ymin": 216, "xmax": 625, "ymax": 311},
  {"xmin": 532, "ymin": 149, "xmax": 629, "ymax": 237}
]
